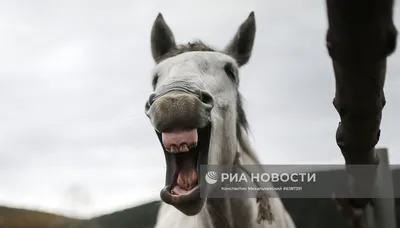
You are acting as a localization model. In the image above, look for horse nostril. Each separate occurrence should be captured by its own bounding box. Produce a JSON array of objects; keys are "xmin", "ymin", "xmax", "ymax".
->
[
  {"xmin": 148, "ymin": 93, "xmax": 157, "ymax": 105},
  {"xmin": 199, "ymin": 90, "xmax": 214, "ymax": 107},
  {"xmin": 145, "ymin": 93, "xmax": 157, "ymax": 113}
]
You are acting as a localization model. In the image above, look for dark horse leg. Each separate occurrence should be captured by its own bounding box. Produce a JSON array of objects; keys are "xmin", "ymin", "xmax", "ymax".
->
[{"xmin": 325, "ymin": 0, "xmax": 397, "ymax": 222}]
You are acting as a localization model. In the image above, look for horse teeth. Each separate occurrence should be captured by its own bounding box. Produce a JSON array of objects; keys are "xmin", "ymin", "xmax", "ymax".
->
[
  {"xmin": 170, "ymin": 145, "xmax": 179, "ymax": 153},
  {"xmin": 179, "ymin": 144, "xmax": 189, "ymax": 152},
  {"xmin": 166, "ymin": 142, "xmax": 197, "ymax": 153}
]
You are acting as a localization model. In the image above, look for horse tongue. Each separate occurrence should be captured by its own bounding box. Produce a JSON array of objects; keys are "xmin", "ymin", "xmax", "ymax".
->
[{"xmin": 172, "ymin": 159, "xmax": 198, "ymax": 194}]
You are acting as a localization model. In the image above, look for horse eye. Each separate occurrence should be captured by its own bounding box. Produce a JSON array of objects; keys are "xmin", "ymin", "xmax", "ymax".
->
[{"xmin": 224, "ymin": 63, "xmax": 237, "ymax": 82}]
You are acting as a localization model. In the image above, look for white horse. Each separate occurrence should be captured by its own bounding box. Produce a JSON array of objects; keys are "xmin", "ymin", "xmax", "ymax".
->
[{"xmin": 144, "ymin": 12, "xmax": 296, "ymax": 228}]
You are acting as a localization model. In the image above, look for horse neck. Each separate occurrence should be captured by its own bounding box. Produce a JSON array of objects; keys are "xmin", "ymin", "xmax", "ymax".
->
[
  {"xmin": 202, "ymin": 132, "xmax": 260, "ymax": 228},
  {"xmin": 203, "ymin": 197, "xmax": 256, "ymax": 228}
]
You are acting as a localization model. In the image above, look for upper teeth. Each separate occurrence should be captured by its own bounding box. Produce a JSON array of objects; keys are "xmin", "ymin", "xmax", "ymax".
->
[
  {"xmin": 167, "ymin": 143, "xmax": 196, "ymax": 153},
  {"xmin": 169, "ymin": 145, "xmax": 179, "ymax": 153},
  {"xmin": 179, "ymin": 144, "xmax": 189, "ymax": 152},
  {"xmin": 161, "ymin": 129, "xmax": 198, "ymax": 153}
]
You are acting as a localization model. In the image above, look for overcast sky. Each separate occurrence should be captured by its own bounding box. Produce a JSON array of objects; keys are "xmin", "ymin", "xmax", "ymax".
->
[{"xmin": 0, "ymin": 0, "xmax": 399, "ymax": 219}]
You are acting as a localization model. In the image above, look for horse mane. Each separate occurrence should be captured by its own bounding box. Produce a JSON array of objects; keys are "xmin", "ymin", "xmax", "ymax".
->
[
  {"xmin": 155, "ymin": 41, "xmax": 219, "ymax": 63},
  {"xmin": 236, "ymin": 93, "xmax": 261, "ymax": 163}
]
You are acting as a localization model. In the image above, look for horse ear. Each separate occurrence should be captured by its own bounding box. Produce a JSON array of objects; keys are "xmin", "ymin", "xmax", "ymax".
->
[
  {"xmin": 151, "ymin": 13, "xmax": 177, "ymax": 63},
  {"xmin": 223, "ymin": 12, "xmax": 256, "ymax": 67}
]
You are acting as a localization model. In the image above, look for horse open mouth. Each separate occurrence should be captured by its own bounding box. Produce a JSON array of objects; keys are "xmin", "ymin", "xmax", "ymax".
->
[{"xmin": 156, "ymin": 124, "xmax": 211, "ymax": 215}]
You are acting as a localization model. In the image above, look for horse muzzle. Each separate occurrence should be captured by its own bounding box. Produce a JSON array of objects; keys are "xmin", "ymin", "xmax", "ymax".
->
[
  {"xmin": 145, "ymin": 90, "xmax": 214, "ymax": 215},
  {"xmin": 145, "ymin": 90, "xmax": 213, "ymax": 133}
]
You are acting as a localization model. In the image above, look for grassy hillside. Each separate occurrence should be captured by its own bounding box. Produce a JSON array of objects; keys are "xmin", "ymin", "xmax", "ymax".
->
[
  {"xmin": 90, "ymin": 201, "xmax": 160, "ymax": 228},
  {"xmin": 0, "ymin": 206, "xmax": 94, "ymax": 228},
  {"xmin": 1, "ymin": 169, "xmax": 398, "ymax": 228}
]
